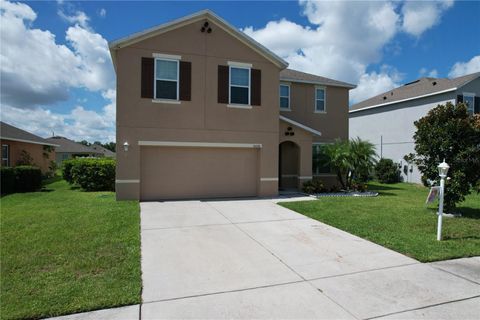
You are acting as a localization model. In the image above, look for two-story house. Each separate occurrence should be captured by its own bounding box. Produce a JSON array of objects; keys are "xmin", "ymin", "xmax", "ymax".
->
[
  {"xmin": 350, "ymin": 72, "xmax": 480, "ymax": 183},
  {"xmin": 110, "ymin": 10, "xmax": 355, "ymax": 200}
]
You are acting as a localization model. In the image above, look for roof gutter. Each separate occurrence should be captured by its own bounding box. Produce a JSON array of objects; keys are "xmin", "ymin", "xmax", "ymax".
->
[
  {"xmin": 0, "ymin": 136, "xmax": 59, "ymax": 147},
  {"xmin": 349, "ymin": 87, "xmax": 457, "ymax": 113},
  {"xmin": 281, "ymin": 78, "xmax": 356, "ymax": 89}
]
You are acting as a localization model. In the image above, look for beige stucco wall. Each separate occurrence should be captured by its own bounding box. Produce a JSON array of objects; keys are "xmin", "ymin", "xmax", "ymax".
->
[
  {"xmin": 0, "ymin": 139, "xmax": 54, "ymax": 173},
  {"xmin": 280, "ymin": 82, "xmax": 349, "ymax": 142},
  {"xmin": 115, "ymin": 19, "xmax": 281, "ymax": 200}
]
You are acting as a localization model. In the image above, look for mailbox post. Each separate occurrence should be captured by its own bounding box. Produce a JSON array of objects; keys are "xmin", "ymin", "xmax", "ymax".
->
[{"xmin": 437, "ymin": 160, "xmax": 450, "ymax": 241}]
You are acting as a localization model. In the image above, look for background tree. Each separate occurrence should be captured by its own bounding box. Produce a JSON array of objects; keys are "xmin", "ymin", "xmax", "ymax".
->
[{"xmin": 412, "ymin": 102, "xmax": 480, "ymax": 210}]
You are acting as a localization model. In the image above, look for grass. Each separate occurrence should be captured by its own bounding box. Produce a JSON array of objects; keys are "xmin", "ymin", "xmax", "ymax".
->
[
  {"xmin": 0, "ymin": 178, "xmax": 141, "ymax": 320},
  {"xmin": 280, "ymin": 182, "xmax": 480, "ymax": 262}
]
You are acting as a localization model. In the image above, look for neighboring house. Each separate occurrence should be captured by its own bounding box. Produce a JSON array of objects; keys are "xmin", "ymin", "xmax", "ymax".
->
[
  {"xmin": 110, "ymin": 10, "xmax": 355, "ymax": 200},
  {"xmin": 349, "ymin": 72, "xmax": 480, "ymax": 183},
  {"xmin": 90, "ymin": 143, "xmax": 116, "ymax": 158},
  {"xmin": 0, "ymin": 121, "xmax": 57, "ymax": 173},
  {"xmin": 46, "ymin": 136, "xmax": 103, "ymax": 164}
]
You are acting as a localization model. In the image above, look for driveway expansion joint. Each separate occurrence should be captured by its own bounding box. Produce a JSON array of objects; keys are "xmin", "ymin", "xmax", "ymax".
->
[{"xmin": 364, "ymin": 294, "xmax": 480, "ymax": 320}]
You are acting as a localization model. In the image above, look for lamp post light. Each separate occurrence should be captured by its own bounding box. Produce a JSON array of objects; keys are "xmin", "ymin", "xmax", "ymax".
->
[{"xmin": 437, "ymin": 159, "xmax": 450, "ymax": 241}]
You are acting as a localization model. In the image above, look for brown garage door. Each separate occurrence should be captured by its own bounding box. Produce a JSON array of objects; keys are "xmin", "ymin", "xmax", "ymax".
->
[{"xmin": 140, "ymin": 146, "xmax": 258, "ymax": 200}]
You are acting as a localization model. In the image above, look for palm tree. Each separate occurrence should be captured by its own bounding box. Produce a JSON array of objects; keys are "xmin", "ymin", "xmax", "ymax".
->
[{"xmin": 325, "ymin": 138, "xmax": 377, "ymax": 190}]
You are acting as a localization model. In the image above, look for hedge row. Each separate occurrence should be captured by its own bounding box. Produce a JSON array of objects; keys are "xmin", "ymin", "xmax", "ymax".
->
[
  {"xmin": 62, "ymin": 158, "xmax": 115, "ymax": 191},
  {"xmin": 1, "ymin": 166, "xmax": 42, "ymax": 195}
]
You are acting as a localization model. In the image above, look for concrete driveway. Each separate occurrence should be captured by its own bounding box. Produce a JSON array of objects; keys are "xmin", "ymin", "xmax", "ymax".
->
[{"xmin": 139, "ymin": 198, "xmax": 480, "ymax": 319}]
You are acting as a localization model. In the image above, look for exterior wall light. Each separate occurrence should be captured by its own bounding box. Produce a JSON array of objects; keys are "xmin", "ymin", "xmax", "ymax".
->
[{"xmin": 123, "ymin": 141, "xmax": 129, "ymax": 152}]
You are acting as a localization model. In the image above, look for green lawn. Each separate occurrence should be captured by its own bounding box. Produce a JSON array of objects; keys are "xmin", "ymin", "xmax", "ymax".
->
[
  {"xmin": 281, "ymin": 182, "xmax": 480, "ymax": 262},
  {"xmin": 0, "ymin": 179, "xmax": 141, "ymax": 320}
]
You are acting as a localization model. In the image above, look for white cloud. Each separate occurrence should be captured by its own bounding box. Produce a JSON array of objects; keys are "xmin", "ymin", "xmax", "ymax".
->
[
  {"xmin": 99, "ymin": 8, "xmax": 106, "ymax": 18},
  {"xmin": 0, "ymin": 0, "xmax": 116, "ymax": 142},
  {"xmin": 58, "ymin": 10, "xmax": 90, "ymax": 29},
  {"xmin": 419, "ymin": 67, "xmax": 439, "ymax": 78},
  {"xmin": 448, "ymin": 55, "xmax": 480, "ymax": 78},
  {"xmin": 243, "ymin": 0, "xmax": 452, "ymax": 104},
  {"xmin": 0, "ymin": 91, "xmax": 116, "ymax": 143},
  {"xmin": 350, "ymin": 67, "xmax": 402, "ymax": 104},
  {"xmin": 401, "ymin": 0, "xmax": 454, "ymax": 37},
  {"xmin": 0, "ymin": 0, "xmax": 114, "ymax": 109}
]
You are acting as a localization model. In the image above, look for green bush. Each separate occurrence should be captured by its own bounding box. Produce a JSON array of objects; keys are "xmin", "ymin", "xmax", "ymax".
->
[
  {"xmin": 69, "ymin": 158, "xmax": 115, "ymax": 191},
  {"xmin": 14, "ymin": 166, "xmax": 43, "ymax": 192},
  {"xmin": 62, "ymin": 159, "xmax": 75, "ymax": 184},
  {"xmin": 1, "ymin": 167, "xmax": 16, "ymax": 195},
  {"xmin": 375, "ymin": 158, "xmax": 400, "ymax": 183},
  {"xmin": 1, "ymin": 166, "xmax": 42, "ymax": 194},
  {"xmin": 302, "ymin": 178, "xmax": 326, "ymax": 194}
]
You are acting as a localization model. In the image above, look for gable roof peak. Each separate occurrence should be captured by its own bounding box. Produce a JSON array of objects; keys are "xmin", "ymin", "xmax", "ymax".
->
[{"xmin": 109, "ymin": 9, "xmax": 288, "ymax": 70}]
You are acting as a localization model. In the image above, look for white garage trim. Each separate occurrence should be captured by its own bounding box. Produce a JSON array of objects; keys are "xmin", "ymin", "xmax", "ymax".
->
[
  {"xmin": 260, "ymin": 177, "xmax": 278, "ymax": 182},
  {"xmin": 116, "ymin": 179, "xmax": 140, "ymax": 183},
  {"xmin": 138, "ymin": 141, "xmax": 262, "ymax": 148}
]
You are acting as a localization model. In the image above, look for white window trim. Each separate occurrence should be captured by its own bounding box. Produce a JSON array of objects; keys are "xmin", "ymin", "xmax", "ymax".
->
[
  {"xmin": 280, "ymin": 83, "xmax": 291, "ymax": 111},
  {"xmin": 228, "ymin": 61, "xmax": 252, "ymax": 68},
  {"xmin": 2, "ymin": 144, "xmax": 9, "ymax": 166},
  {"xmin": 315, "ymin": 86, "xmax": 326, "ymax": 113},
  {"xmin": 153, "ymin": 57, "xmax": 179, "ymax": 102},
  {"xmin": 463, "ymin": 92, "xmax": 476, "ymax": 114},
  {"xmin": 152, "ymin": 53, "xmax": 182, "ymax": 60},
  {"xmin": 229, "ymin": 65, "xmax": 251, "ymax": 106}
]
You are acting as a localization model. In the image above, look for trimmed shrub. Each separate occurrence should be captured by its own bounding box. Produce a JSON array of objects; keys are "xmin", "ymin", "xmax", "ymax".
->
[
  {"xmin": 375, "ymin": 158, "xmax": 400, "ymax": 183},
  {"xmin": 69, "ymin": 158, "xmax": 115, "ymax": 191},
  {"xmin": 302, "ymin": 178, "xmax": 326, "ymax": 194},
  {"xmin": 14, "ymin": 166, "xmax": 42, "ymax": 192},
  {"xmin": 1, "ymin": 166, "xmax": 42, "ymax": 194},
  {"xmin": 1, "ymin": 167, "xmax": 16, "ymax": 195},
  {"xmin": 62, "ymin": 159, "xmax": 75, "ymax": 184}
]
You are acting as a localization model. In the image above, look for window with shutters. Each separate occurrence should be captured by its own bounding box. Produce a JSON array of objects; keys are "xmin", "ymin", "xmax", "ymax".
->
[
  {"xmin": 280, "ymin": 84, "xmax": 290, "ymax": 110},
  {"xmin": 463, "ymin": 93, "xmax": 476, "ymax": 115},
  {"xmin": 154, "ymin": 58, "xmax": 179, "ymax": 100},
  {"xmin": 229, "ymin": 66, "xmax": 250, "ymax": 105},
  {"xmin": 315, "ymin": 87, "xmax": 326, "ymax": 113}
]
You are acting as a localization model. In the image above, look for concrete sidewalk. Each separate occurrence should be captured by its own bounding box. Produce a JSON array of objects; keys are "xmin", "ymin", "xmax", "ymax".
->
[{"xmin": 48, "ymin": 198, "xmax": 480, "ymax": 319}]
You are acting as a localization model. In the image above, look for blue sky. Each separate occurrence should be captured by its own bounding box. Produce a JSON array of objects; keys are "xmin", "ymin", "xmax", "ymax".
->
[{"xmin": 1, "ymin": 0, "xmax": 479, "ymax": 142}]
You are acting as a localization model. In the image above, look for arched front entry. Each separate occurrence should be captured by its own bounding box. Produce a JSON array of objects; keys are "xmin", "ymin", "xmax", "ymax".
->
[{"xmin": 278, "ymin": 141, "xmax": 300, "ymax": 190}]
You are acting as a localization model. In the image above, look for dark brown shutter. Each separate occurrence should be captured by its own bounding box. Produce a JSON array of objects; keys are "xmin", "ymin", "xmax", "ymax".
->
[
  {"xmin": 456, "ymin": 95, "xmax": 463, "ymax": 104},
  {"xmin": 179, "ymin": 61, "xmax": 191, "ymax": 101},
  {"xmin": 475, "ymin": 97, "xmax": 480, "ymax": 114},
  {"xmin": 141, "ymin": 57, "xmax": 154, "ymax": 99},
  {"xmin": 218, "ymin": 65, "xmax": 229, "ymax": 104},
  {"xmin": 251, "ymin": 69, "xmax": 261, "ymax": 106}
]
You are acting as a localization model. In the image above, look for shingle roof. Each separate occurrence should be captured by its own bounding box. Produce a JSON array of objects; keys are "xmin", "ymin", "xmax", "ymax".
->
[
  {"xmin": 90, "ymin": 144, "xmax": 116, "ymax": 158},
  {"xmin": 350, "ymin": 72, "xmax": 480, "ymax": 112},
  {"xmin": 0, "ymin": 122, "xmax": 58, "ymax": 146},
  {"xmin": 45, "ymin": 136, "xmax": 102, "ymax": 154},
  {"xmin": 280, "ymin": 69, "xmax": 356, "ymax": 89}
]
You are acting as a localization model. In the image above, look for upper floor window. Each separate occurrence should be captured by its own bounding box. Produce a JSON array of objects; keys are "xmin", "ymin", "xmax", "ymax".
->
[
  {"xmin": 315, "ymin": 87, "xmax": 326, "ymax": 113},
  {"xmin": 230, "ymin": 66, "xmax": 250, "ymax": 105},
  {"xmin": 280, "ymin": 84, "xmax": 290, "ymax": 110},
  {"xmin": 2, "ymin": 144, "xmax": 9, "ymax": 166},
  {"xmin": 463, "ymin": 93, "xmax": 476, "ymax": 115},
  {"xmin": 155, "ymin": 58, "xmax": 179, "ymax": 100}
]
